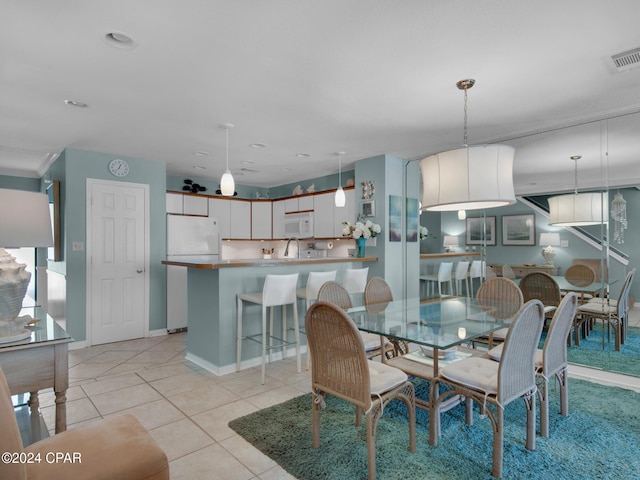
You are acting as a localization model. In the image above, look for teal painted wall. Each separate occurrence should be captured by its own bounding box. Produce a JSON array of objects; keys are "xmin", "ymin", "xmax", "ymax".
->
[
  {"xmin": 49, "ymin": 148, "xmax": 167, "ymax": 342},
  {"xmin": 166, "ymin": 169, "xmax": 354, "ymax": 201},
  {"xmin": 0, "ymin": 175, "xmax": 40, "ymax": 191}
]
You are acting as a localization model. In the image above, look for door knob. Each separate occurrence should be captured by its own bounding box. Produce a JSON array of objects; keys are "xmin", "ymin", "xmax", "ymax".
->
[{"xmin": 137, "ymin": 269, "xmax": 143, "ymax": 273}]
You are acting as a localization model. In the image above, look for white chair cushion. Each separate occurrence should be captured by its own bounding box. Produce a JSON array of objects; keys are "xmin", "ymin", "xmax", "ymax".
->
[
  {"xmin": 587, "ymin": 297, "xmax": 617, "ymax": 306},
  {"xmin": 237, "ymin": 292, "xmax": 263, "ymax": 304},
  {"xmin": 361, "ymin": 332, "xmax": 388, "ymax": 351},
  {"xmin": 367, "ymin": 360, "xmax": 407, "ymax": 395},
  {"xmin": 577, "ymin": 303, "xmax": 615, "ymax": 315},
  {"xmin": 491, "ymin": 328, "xmax": 509, "ymax": 340},
  {"xmin": 544, "ymin": 306, "xmax": 557, "ymax": 314},
  {"xmin": 488, "ymin": 344, "xmax": 543, "ymax": 367},
  {"xmin": 440, "ymin": 357, "xmax": 499, "ymax": 394}
]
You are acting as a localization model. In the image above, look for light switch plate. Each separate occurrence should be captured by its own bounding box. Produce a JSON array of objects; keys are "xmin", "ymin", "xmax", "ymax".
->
[
  {"xmin": 561, "ymin": 240, "xmax": 569, "ymax": 247},
  {"xmin": 72, "ymin": 241, "xmax": 84, "ymax": 251}
]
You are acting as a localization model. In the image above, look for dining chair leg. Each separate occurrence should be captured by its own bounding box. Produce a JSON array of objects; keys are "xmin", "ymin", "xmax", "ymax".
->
[
  {"xmin": 540, "ymin": 379, "xmax": 550, "ymax": 438},
  {"xmin": 558, "ymin": 369, "xmax": 569, "ymax": 417},
  {"xmin": 492, "ymin": 408, "xmax": 504, "ymax": 479}
]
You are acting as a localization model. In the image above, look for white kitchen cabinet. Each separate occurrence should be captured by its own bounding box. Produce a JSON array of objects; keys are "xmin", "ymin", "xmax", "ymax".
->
[
  {"xmin": 183, "ymin": 194, "xmax": 208, "ymax": 215},
  {"xmin": 209, "ymin": 198, "xmax": 231, "ymax": 238},
  {"xmin": 230, "ymin": 200, "xmax": 251, "ymax": 239},
  {"xmin": 272, "ymin": 200, "xmax": 286, "ymax": 239},
  {"xmin": 313, "ymin": 192, "xmax": 335, "ymax": 238},
  {"xmin": 334, "ymin": 189, "xmax": 355, "ymax": 235},
  {"xmin": 299, "ymin": 195, "xmax": 314, "ymax": 211},
  {"xmin": 284, "ymin": 198, "xmax": 299, "ymax": 213},
  {"xmin": 166, "ymin": 265, "xmax": 187, "ymax": 331},
  {"xmin": 314, "ymin": 189, "xmax": 355, "ymax": 237},
  {"xmin": 166, "ymin": 193, "xmax": 184, "ymax": 214},
  {"xmin": 251, "ymin": 201, "xmax": 272, "ymax": 239}
]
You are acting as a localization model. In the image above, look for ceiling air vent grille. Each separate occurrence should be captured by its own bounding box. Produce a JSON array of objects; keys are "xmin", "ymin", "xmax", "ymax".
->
[{"xmin": 611, "ymin": 47, "xmax": 640, "ymax": 72}]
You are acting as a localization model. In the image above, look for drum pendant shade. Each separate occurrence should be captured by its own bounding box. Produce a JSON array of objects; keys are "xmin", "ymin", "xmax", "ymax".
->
[{"xmin": 420, "ymin": 144, "xmax": 516, "ymax": 211}]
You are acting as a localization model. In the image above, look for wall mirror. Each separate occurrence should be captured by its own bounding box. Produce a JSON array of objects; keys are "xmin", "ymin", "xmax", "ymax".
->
[{"xmin": 47, "ymin": 180, "xmax": 62, "ymax": 261}]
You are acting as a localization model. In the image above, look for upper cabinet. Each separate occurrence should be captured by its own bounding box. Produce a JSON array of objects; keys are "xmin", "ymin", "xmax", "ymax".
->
[
  {"xmin": 251, "ymin": 201, "xmax": 272, "ymax": 239},
  {"xmin": 167, "ymin": 192, "xmax": 208, "ymax": 215},
  {"xmin": 314, "ymin": 188, "xmax": 355, "ymax": 238},
  {"xmin": 208, "ymin": 198, "xmax": 231, "ymax": 238},
  {"xmin": 229, "ymin": 200, "xmax": 251, "ymax": 239},
  {"xmin": 272, "ymin": 200, "xmax": 286, "ymax": 239}
]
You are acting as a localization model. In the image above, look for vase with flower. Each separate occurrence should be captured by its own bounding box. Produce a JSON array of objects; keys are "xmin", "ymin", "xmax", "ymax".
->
[{"xmin": 342, "ymin": 220, "xmax": 381, "ymax": 258}]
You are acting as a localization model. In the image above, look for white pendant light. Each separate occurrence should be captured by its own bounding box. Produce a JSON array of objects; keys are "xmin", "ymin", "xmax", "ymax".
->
[
  {"xmin": 457, "ymin": 210, "xmax": 466, "ymax": 220},
  {"xmin": 335, "ymin": 151, "xmax": 346, "ymax": 207},
  {"xmin": 420, "ymin": 79, "xmax": 516, "ymax": 212},
  {"xmin": 220, "ymin": 123, "xmax": 235, "ymax": 197},
  {"xmin": 548, "ymin": 156, "xmax": 607, "ymax": 226}
]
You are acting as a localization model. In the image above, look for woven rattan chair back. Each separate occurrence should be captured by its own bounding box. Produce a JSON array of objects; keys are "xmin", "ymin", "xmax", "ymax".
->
[
  {"xmin": 498, "ymin": 300, "xmax": 545, "ymax": 404},
  {"xmin": 476, "ymin": 277, "xmax": 524, "ymax": 320},
  {"xmin": 364, "ymin": 277, "xmax": 392, "ymax": 314},
  {"xmin": 564, "ymin": 264, "xmax": 596, "ymax": 287},
  {"xmin": 542, "ymin": 292, "xmax": 578, "ymax": 376},
  {"xmin": 520, "ymin": 272, "xmax": 561, "ymax": 308},
  {"xmin": 317, "ymin": 281, "xmax": 353, "ymax": 310},
  {"xmin": 305, "ymin": 301, "xmax": 371, "ymax": 407}
]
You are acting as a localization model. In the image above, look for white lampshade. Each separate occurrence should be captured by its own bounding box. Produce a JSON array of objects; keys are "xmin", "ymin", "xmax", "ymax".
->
[
  {"xmin": 443, "ymin": 235, "xmax": 459, "ymax": 247},
  {"xmin": 548, "ymin": 193, "xmax": 607, "ymax": 226},
  {"xmin": 0, "ymin": 189, "xmax": 53, "ymax": 247},
  {"xmin": 220, "ymin": 169, "xmax": 235, "ymax": 197},
  {"xmin": 539, "ymin": 232, "xmax": 560, "ymax": 247},
  {"xmin": 457, "ymin": 210, "xmax": 466, "ymax": 220},
  {"xmin": 334, "ymin": 186, "xmax": 346, "ymax": 207},
  {"xmin": 420, "ymin": 144, "xmax": 516, "ymax": 211}
]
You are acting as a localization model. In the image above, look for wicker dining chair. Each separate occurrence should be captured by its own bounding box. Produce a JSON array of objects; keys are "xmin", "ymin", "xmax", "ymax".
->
[
  {"xmin": 564, "ymin": 263, "xmax": 597, "ymax": 304},
  {"xmin": 317, "ymin": 281, "xmax": 392, "ymax": 359},
  {"xmin": 364, "ymin": 277, "xmax": 409, "ymax": 358},
  {"xmin": 429, "ymin": 300, "xmax": 545, "ymax": 478},
  {"xmin": 305, "ymin": 301, "xmax": 416, "ymax": 480},
  {"xmin": 472, "ymin": 277, "xmax": 524, "ymax": 348},
  {"xmin": 585, "ymin": 268, "xmax": 636, "ymax": 342},
  {"xmin": 575, "ymin": 268, "xmax": 635, "ymax": 350},
  {"xmin": 519, "ymin": 272, "xmax": 561, "ymax": 322},
  {"xmin": 489, "ymin": 293, "xmax": 579, "ymax": 437}
]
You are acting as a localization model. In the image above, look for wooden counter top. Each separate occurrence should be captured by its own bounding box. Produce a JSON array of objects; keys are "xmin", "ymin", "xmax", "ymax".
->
[
  {"xmin": 163, "ymin": 255, "xmax": 378, "ymax": 269},
  {"xmin": 420, "ymin": 252, "xmax": 481, "ymax": 259}
]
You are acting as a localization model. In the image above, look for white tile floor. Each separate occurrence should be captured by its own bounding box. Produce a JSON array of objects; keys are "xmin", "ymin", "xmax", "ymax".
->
[{"xmin": 33, "ymin": 306, "xmax": 640, "ymax": 479}]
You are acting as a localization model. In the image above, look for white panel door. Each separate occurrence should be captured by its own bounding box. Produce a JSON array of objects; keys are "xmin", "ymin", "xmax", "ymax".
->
[{"xmin": 88, "ymin": 180, "xmax": 148, "ymax": 345}]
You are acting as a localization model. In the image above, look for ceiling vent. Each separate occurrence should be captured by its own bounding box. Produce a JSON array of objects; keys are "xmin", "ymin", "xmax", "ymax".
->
[{"xmin": 611, "ymin": 47, "xmax": 640, "ymax": 72}]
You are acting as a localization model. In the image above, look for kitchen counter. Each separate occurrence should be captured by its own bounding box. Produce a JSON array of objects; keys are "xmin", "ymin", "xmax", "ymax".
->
[
  {"xmin": 163, "ymin": 255, "xmax": 378, "ymax": 268},
  {"xmin": 164, "ymin": 256, "xmax": 377, "ymax": 376}
]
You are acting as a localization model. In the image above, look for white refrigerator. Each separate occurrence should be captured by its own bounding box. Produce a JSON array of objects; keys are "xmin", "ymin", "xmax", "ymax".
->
[{"xmin": 166, "ymin": 214, "xmax": 219, "ymax": 331}]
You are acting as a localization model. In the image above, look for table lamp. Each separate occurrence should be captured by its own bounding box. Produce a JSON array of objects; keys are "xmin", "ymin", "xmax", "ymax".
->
[
  {"xmin": 0, "ymin": 188, "xmax": 53, "ymax": 343},
  {"xmin": 443, "ymin": 235, "xmax": 459, "ymax": 252},
  {"xmin": 539, "ymin": 232, "xmax": 560, "ymax": 268}
]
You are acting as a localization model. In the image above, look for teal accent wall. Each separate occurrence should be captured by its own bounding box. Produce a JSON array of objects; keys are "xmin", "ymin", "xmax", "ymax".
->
[
  {"xmin": 166, "ymin": 174, "xmax": 268, "ymax": 200},
  {"xmin": 0, "ymin": 175, "xmax": 40, "ymax": 191},
  {"xmin": 268, "ymin": 170, "xmax": 355, "ymax": 200},
  {"xmin": 48, "ymin": 148, "xmax": 167, "ymax": 342}
]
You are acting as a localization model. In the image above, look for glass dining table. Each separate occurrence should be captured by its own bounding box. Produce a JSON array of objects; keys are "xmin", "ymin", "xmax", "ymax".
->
[{"xmin": 347, "ymin": 296, "xmax": 519, "ymax": 411}]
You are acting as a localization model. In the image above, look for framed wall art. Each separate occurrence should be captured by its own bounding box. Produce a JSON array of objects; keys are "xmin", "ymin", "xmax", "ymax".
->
[
  {"xmin": 360, "ymin": 200, "xmax": 375, "ymax": 217},
  {"xmin": 502, "ymin": 214, "xmax": 536, "ymax": 246},
  {"xmin": 465, "ymin": 216, "xmax": 496, "ymax": 246}
]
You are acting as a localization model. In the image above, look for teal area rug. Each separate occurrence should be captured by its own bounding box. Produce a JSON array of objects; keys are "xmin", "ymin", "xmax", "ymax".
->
[
  {"xmin": 229, "ymin": 379, "xmax": 640, "ymax": 479},
  {"xmin": 566, "ymin": 326, "xmax": 640, "ymax": 377}
]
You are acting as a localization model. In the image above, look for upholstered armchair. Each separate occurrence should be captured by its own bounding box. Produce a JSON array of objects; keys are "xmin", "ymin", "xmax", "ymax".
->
[{"xmin": 0, "ymin": 367, "xmax": 169, "ymax": 480}]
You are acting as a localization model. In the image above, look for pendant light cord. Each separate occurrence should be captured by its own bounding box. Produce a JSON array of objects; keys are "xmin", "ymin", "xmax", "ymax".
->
[
  {"xmin": 338, "ymin": 152, "xmax": 342, "ymax": 186},
  {"xmin": 226, "ymin": 127, "xmax": 229, "ymax": 171},
  {"xmin": 462, "ymin": 85, "xmax": 469, "ymax": 148}
]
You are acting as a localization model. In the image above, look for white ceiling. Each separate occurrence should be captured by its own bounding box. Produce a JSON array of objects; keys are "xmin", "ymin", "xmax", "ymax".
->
[{"xmin": 2, "ymin": 0, "xmax": 640, "ymax": 195}]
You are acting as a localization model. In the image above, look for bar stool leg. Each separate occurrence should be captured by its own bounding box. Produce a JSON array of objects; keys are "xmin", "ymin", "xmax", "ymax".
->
[
  {"xmin": 293, "ymin": 302, "xmax": 301, "ymax": 373},
  {"xmin": 236, "ymin": 296, "xmax": 243, "ymax": 371},
  {"xmin": 282, "ymin": 305, "xmax": 288, "ymax": 359},
  {"xmin": 261, "ymin": 304, "xmax": 268, "ymax": 385}
]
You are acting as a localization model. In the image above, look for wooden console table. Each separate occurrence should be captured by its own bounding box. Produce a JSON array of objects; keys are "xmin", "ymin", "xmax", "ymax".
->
[
  {"xmin": 0, "ymin": 306, "xmax": 72, "ymax": 434},
  {"xmin": 491, "ymin": 264, "xmax": 559, "ymax": 278}
]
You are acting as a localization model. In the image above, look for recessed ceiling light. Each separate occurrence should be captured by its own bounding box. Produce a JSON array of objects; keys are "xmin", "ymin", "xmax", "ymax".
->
[
  {"xmin": 296, "ymin": 153, "xmax": 311, "ymax": 158},
  {"xmin": 250, "ymin": 143, "xmax": 266, "ymax": 149},
  {"xmin": 104, "ymin": 31, "xmax": 138, "ymax": 50},
  {"xmin": 64, "ymin": 100, "xmax": 88, "ymax": 108},
  {"xmin": 193, "ymin": 165, "xmax": 206, "ymax": 170},
  {"xmin": 241, "ymin": 160, "xmax": 255, "ymax": 165},
  {"xmin": 193, "ymin": 151, "xmax": 209, "ymax": 156}
]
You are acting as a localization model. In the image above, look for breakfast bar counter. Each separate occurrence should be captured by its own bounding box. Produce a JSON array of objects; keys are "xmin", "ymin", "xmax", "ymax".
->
[{"xmin": 162, "ymin": 256, "xmax": 378, "ymax": 375}]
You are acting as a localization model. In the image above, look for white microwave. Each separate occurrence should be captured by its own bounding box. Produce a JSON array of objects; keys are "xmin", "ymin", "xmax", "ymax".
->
[{"xmin": 284, "ymin": 212, "xmax": 314, "ymax": 238}]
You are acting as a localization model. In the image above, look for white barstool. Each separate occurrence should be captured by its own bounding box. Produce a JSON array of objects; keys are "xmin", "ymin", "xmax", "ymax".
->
[
  {"xmin": 237, "ymin": 273, "xmax": 301, "ymax": 384},
  {"xmin": 342, "ymin": 267, "xmax": 369, "ymax": 306},
  {"xmin": 420, "ymin": 262, "xmax": 453, "ymax": 298},
  {"xmin": 296, "ymin": 270, "xmax": 337, "ymax": 368},
  {"xmin": 454, "ymin": 261, "xmax": 470, "ymax": 297},
  {"xmin": 468, "ymin": 260, "xmax": 485, "ymax": 297}
]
